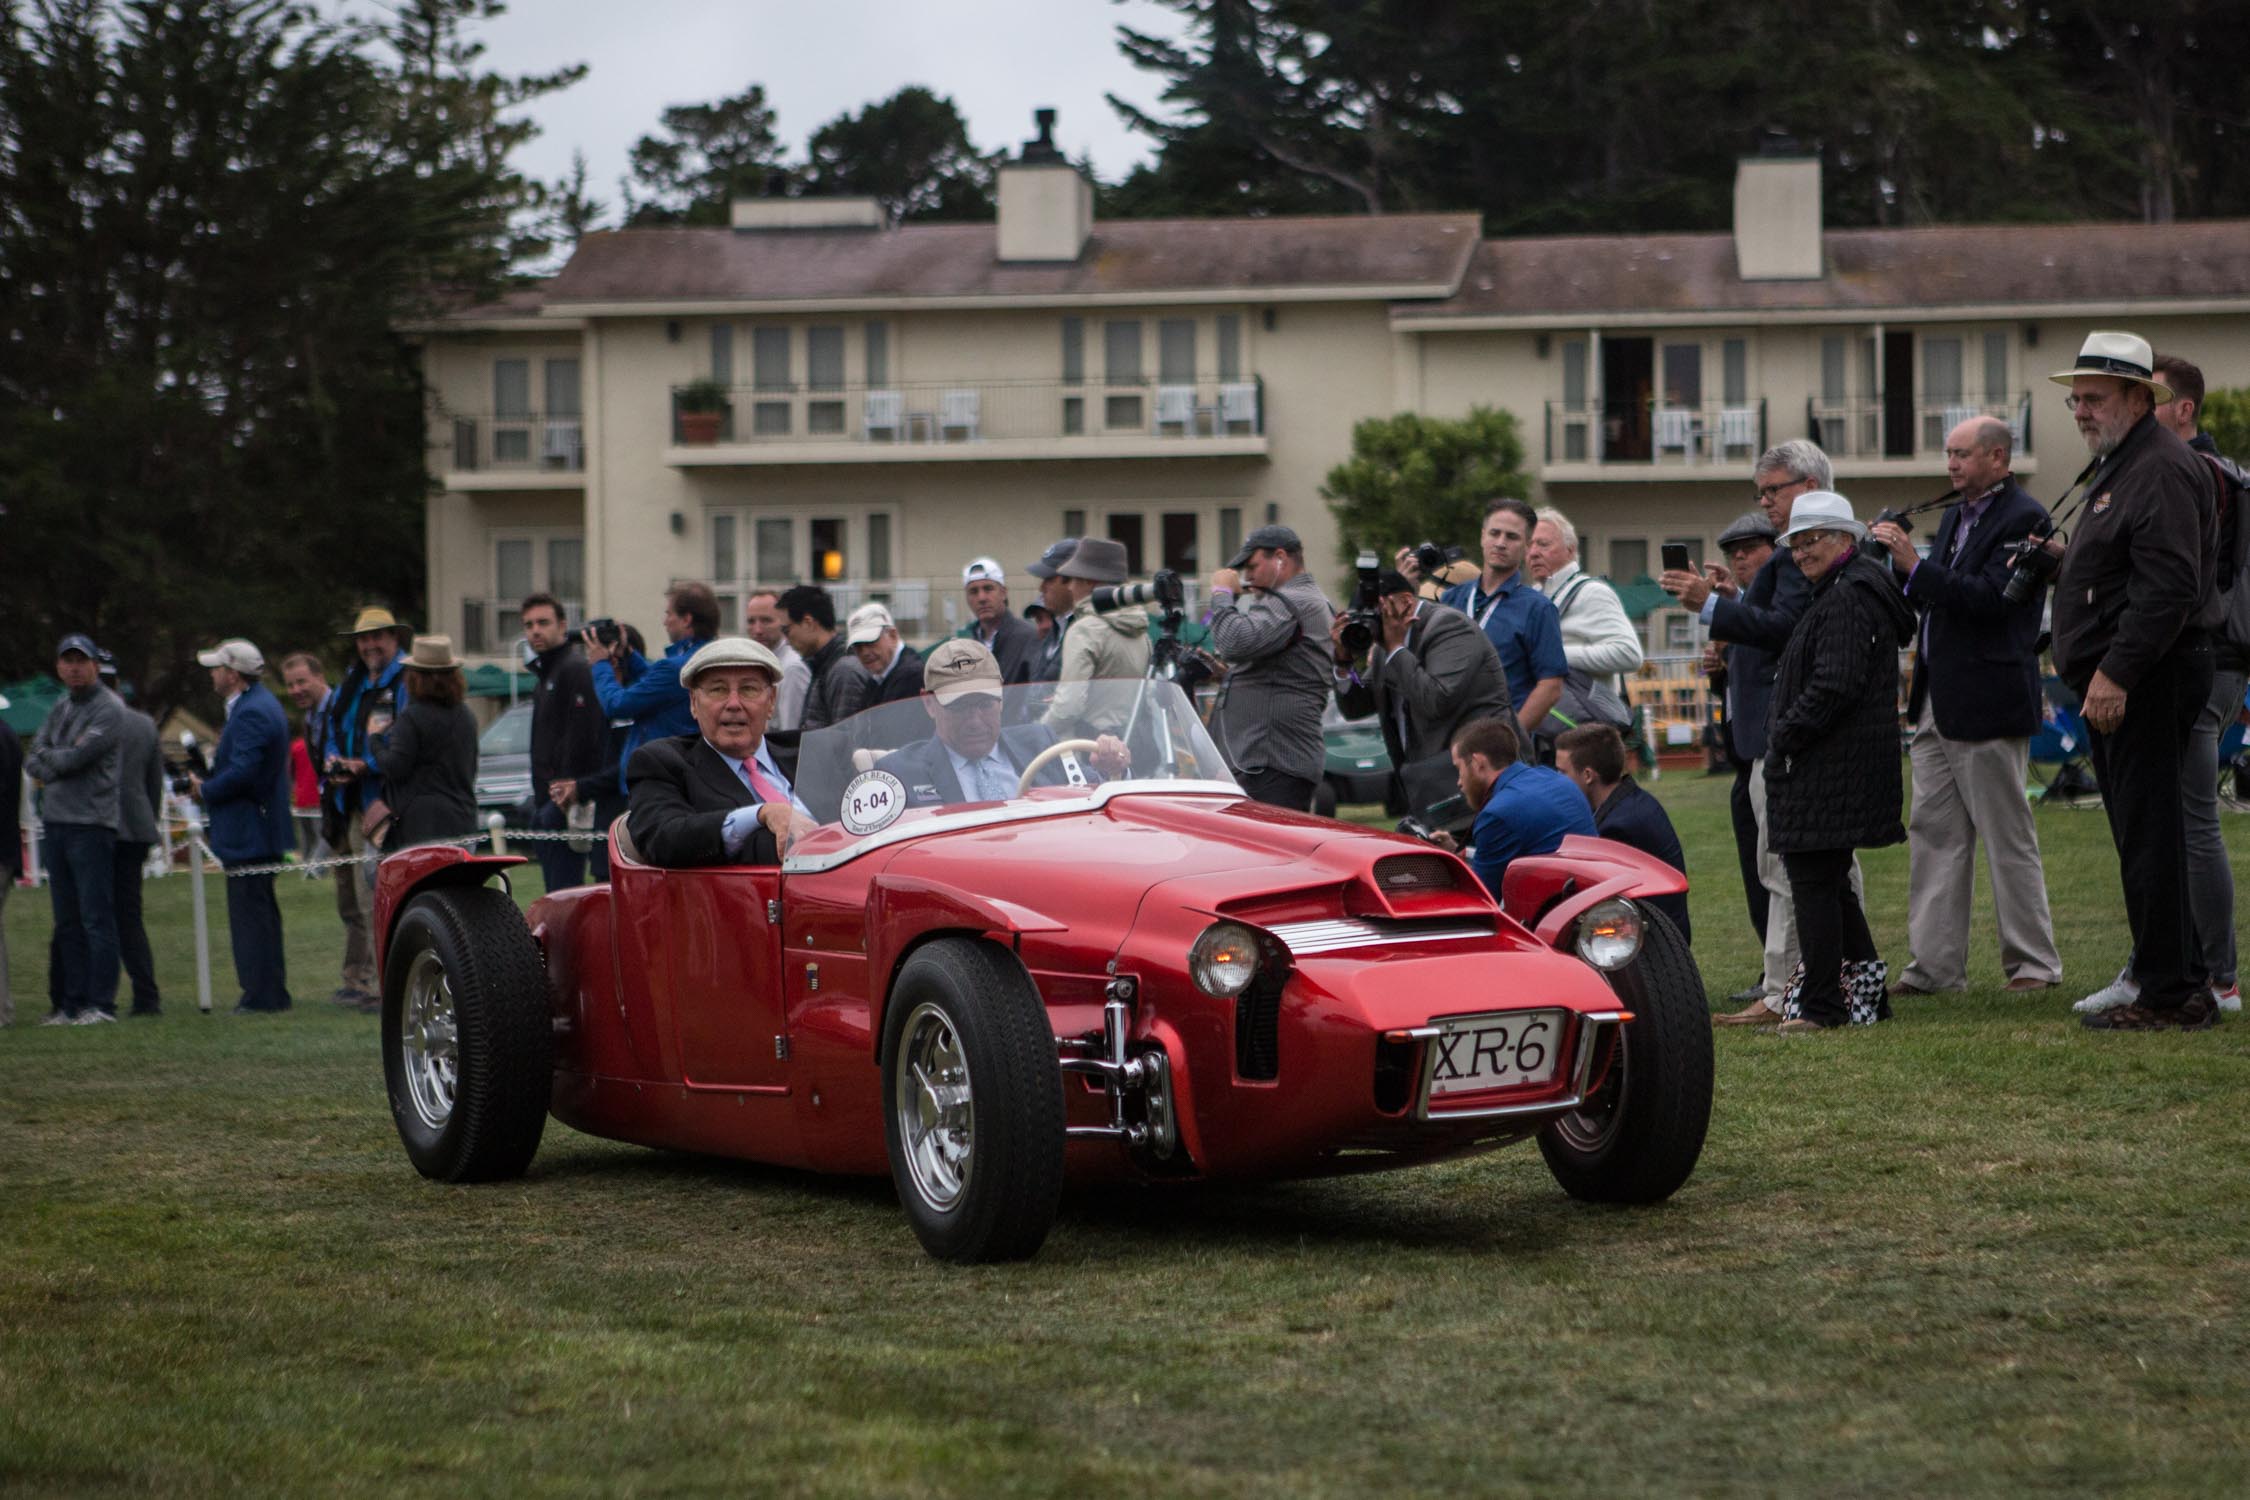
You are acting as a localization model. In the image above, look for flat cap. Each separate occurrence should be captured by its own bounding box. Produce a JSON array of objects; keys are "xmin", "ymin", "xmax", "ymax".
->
[{"xmin": 681, "ymin": 636, "xmax": 782, "ymax": 686}]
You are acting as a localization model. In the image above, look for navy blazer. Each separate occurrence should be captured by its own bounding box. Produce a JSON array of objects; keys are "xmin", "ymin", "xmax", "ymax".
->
[
  {"xmin": 201, "ymin": 681, "xmax": 294, "ymax": 865},
  {"xmin": 1592, "ymin": 776, "xmax": 1690, "ymax": 943},
  {"xmin": 624, "ymin": 734, "xmax": 782, "ymax": 868},
  {"xmin": 1711, "ymin": 548, "xmax": 1811, "ymax": 763},
  {"xmin": 874, "ymin": 723, "xmax": 1068, "ymax": 808},
  {"xmin": 1900, "ymin": 478, "xmax": 2050, "ymax": 741}
]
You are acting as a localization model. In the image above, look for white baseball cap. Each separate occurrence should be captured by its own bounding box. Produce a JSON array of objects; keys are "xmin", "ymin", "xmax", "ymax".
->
[
  {"xmin": 962, "ymin": 557, "xmax": 1005, "ymax": 587},
  {"xmin": 196, "ymin": 638, "xmax": 267, "ymax": 675},
  {"xmin": 844, "ymin": 602, "xmax": 897, "ymax": 647}
]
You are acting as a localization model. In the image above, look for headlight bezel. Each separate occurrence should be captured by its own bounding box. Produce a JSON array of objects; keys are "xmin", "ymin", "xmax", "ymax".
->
[
  {"xmin": 1574, "ymin": 898, "xmax": 1645, "ymax": 972},
  {"xmin": 1189, "ymin": 920, "xmax": 1265, "ymax": 998}
]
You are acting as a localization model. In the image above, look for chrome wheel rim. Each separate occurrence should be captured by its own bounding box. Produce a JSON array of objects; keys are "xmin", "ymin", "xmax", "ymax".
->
[
  {"xmin": 400, "ymin": 948, "xmax": 460, "ymax": 1131},
  {"xmin": 893, "ymin": 1001, "xmax": 974, "ymax": 1213},
  {"xmin": 1552, "ymin": 1026, "xmax": 1627, "ymax": 1153}
]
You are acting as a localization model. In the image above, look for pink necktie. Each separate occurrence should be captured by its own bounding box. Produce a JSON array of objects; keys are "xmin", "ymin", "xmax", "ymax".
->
[{"xmin": 742, "ymin": 758, "xmax": 786, "ymax": 805}]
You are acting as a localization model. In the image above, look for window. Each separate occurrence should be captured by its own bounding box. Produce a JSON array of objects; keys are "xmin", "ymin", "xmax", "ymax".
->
[
  {"xmin": 1660, "ymin": 343, "xmax": 1702, "ymax": 408},
  {"xmin": 1061, "ymin": 317, "xmax": 1084, "ymax": 385},
  {"xmin": 753, "ymin": 327, "xmax": 791, "ymax": 391},
  {"xmin": 808, "ymin": 400, "xmax": 845, "ymax": 435},
  {"xmin": 1062, "ymin": 508, "xmax": 1086, "ymax": 539},
  {"xmin": 545, "ymin": 360, "xmax": 581, "ymax": 417},
  {"xmin": 1161, "ymin": 512, "xmax": 1198, "ymax": 572},
  {"xmin": 1609, "ymin": 539, "xmax": 1649, "ymax": 582},
  {"xmin": 1104, "ymin": 321, "xmax": 1144, "ymax": 429},
  {"xmin": 1923, "ymin": 335, "xmax": 1964, "ymax": 448},
  {"xmin": 548, "ymin": 539, "xmax": 584, "ymax": 604},
  {"xmin": 810, "ymin": 517, "xmax": 846, "ymax": 581},
  {"xmin": 1105, "ymin": 394, "xmax": 1143, "ymax": 429},
  {"xmin": 865, "ymin": 322, "xmax": 889, "ymax": 386},
  {"xmin": 807, "ymin": 326, "xmax": 844, "ymax": 391},
  {"xmin": 1561, "ymin": 340, "xmax": 1589, "ymax": 461},
  {"xmin": 495, "ymin": 539, "xmax": 533, "ymax": 601},
  {"xmin": 1665, "ymin": 614, "xmax": 1695, "ymax": 651},
  {"xmin": 1159, "ymin": 319, "xmax": 1196, "ymax": 385},
  {"xmin": 867, "ymin": 513, "xmax": 892, "ymax": 580},
  {"xmin": 1722, "ymin": 339, "xmax": 1747, "ymax": 406},
  {"xmin": 1218, "ymin": 507, "xmax": 1243, "ymax": 569},
  {"xmin": 1062, "ymin": 397, "xmax": 1084, "ymax": 435},
  {"xmin": 1820, "ymin": 336, "xmax": 1847, "ymax": 403},
  {"xmin": 710, "ymin": 325, "xmax": 733, "ymax": 385},
  {"xmin": 753, "ymin": 401, "xmax": 791, "ymax": 436},
  {"xmin": 492, "ymin": 359, "xmax": 530, "ymax": 463},
  {"xmin": 1216, "ymin": 315, "xmax": 1241, "ymax": 381},
  {"xmin": 1983, "ymin": 330, "xmax": 2009, "ymax": 404},
  {"xmin": 755, "ymin": 518, "xmax": 792, "ymax": 583},
  {"xmin": 1107, "ymin": 513, "xmax": 1145, "ymax": 575},
  {"xmin": 711, "ymin": 515, "xmax": 737, "ymax": 582}
]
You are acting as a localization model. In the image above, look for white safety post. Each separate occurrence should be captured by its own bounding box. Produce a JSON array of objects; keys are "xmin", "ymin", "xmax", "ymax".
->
[
  {"xmin": 182, "ymin": 802, "xmax": 213, "ymax": 1014},
  {"xmin": 486, "ymin": 811, "xmax": 506, "ymax": 856}
]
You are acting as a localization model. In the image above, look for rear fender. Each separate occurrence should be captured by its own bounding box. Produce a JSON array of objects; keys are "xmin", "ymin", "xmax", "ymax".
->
[
  {"xmin": 373, "ymin": 845, "xmax": 527, "ymax": 976},
  {"xmin": 1501, "ymin": 835, "xmax": 1686, "ymax": 951},
  {"xmin": 865, "ymin": 875, "xmax": 1066, "ymax": 1059}
]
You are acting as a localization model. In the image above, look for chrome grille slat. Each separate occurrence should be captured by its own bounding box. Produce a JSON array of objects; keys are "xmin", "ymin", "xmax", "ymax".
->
[{"xmin": 1266, "ymin": 917, "xmax": 1493, "ymax": 956}]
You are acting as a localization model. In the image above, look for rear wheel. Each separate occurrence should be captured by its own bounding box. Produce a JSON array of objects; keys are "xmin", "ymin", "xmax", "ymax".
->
[
  {"xmin": 383, "ymin": 885, "xmax": 552, "ymax": 1182},
  {"xmin": 880, "ymin": 939, "xmax": 1065, "ymax": 1263},
  {"xmin": 1539, "ymin": 907, "xmax": 1712, "ymax": 1204}
]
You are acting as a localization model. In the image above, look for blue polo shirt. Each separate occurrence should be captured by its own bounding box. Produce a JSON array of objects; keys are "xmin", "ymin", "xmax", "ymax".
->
[
  {"xmin": 1441, "ymin": 571, "xmax": 1568, "ymax": 710},
  {"xmin": 1466, "ymin": 760, "xmax": 1596, "ymax": 900}
]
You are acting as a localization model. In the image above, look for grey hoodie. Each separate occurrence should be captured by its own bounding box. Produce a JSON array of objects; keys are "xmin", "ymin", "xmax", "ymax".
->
[
  {"xmin": 1044, "ymin": 602, "xmax": 1150, "ymax": 737},
  {"xmin": 27, "ymin": 683, "xmax": 126, "ymax": 829}
]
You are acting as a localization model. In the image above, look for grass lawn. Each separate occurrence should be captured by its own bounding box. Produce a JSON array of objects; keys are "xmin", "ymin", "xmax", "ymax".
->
[{"xmin": 4, "ymin": 774, "xmax": 2247, "ymax": 1497}]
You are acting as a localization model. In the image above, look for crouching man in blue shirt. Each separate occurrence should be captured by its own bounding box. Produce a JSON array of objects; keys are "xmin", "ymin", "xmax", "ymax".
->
[{"xmin": 1437, "ymin": 715, "xmax": 1595, "ymax": 901}]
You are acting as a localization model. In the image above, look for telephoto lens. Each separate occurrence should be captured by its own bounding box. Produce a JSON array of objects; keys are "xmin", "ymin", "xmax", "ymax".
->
[{"xmin": 2001, "ymin": 536, "xmax": 2058, "ymax": 606}]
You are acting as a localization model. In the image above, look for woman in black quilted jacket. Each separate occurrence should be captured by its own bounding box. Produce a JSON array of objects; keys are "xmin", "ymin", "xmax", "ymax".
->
[{"xmin": 1763, "ymin": 492, "xmax": 1917, "ymax": 1031}]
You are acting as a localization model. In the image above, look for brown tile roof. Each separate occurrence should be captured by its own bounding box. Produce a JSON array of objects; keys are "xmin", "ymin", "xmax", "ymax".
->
[
  {"xmin": 1407, "ymin": 219, "xmax": 2250, "ymax": 320},
  {"xmin": 540, "ymin": 214, "xmax": 1482, "ymax": 305}
]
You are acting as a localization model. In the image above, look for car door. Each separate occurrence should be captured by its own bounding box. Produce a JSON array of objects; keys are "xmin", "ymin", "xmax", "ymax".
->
[{"xmin": 661, "ymin": 864, "xmax": 788, "ymax": 1092}]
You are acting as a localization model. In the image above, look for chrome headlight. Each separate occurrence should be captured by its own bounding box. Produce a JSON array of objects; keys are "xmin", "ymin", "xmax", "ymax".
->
[
  {"xmin": 1574, "ymin": 898, "xmax": 1644, "ymax": 972},
  {"xmin": 1189, "ymin": 921, "xmax": 1264, "ymax": 998}
]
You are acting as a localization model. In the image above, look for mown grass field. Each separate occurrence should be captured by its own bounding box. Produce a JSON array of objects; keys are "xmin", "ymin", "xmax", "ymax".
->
[{"xmin": 4, "ymin": 773, "xmax": 2247, "ymax": 1497}]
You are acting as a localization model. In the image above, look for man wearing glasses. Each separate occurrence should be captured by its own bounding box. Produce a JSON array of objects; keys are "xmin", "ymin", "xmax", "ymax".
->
[
  {"xmin": 624, "ymin": 638, "xmax": 815, "ymax": 868},
  {"xmin": 877, "ymin": 641, "xmax": 1128, "ymax": 809},
  {"xmin": 1661, "ymin": 439, "xmax": 1862, "ymax": 1026}
]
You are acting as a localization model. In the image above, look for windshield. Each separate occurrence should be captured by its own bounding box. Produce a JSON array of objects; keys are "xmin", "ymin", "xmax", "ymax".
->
[
  {"xmin": 478, "ymin": 702, "xmax": 532, "ymax": 757},
  {"xmin": 785, "ymin": 678, "xmax": 1236, "ymax": 848}
]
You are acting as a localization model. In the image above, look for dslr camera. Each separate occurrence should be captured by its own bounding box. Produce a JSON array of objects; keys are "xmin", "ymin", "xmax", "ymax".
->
[
  {"xmin": 582, "ymin": 617, "xmax": 623, "ymax": 648},
  {"xmin": 1412, "ymin": 541, "xmax": 1464, "ymax": 579},
  {"xmin": 1337, "ymin": 551, "xmax": 1384, "ymax": 659},
  {"xmin": 2001, "ymin": 525, "xmax": 2060, "ymax": 605},
  {"xmin": 164, "ymin": 734, "xmax": 209, "ymax": 797}
]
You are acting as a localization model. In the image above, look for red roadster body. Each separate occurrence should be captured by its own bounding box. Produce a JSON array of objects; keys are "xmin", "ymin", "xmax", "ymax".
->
[{"xmin": 374, "ymin": 682, "xmax": 1711, "ymax": 1261}]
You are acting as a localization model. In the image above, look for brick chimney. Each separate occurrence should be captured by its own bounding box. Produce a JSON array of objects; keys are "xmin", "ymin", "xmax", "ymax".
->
[
  {"xmin": 996, "ymin": 108, "xmax": 1092, "ymax": 263},
  {"xmin": 1733, "ymin": 153, "xmax": 1823, "ymax": 281}
]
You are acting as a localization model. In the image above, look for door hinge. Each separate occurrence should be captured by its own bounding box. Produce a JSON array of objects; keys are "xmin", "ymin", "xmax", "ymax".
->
[
  {"xmin": 766, "ymin": 898, "xmax": 780, "ymax": 924},
  {"xmin": 774, "ymin": 1035, "xmax": 790, "ymax": 1061},
  {"xmin": 804, "ymin": 962, "xmax": 819, "ymax": 992}
]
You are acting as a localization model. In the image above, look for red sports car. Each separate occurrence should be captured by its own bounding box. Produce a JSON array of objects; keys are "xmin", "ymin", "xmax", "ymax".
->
[{"xmin": 375, "ymin": 681, "xmax": 1712, "ymax": 1262}]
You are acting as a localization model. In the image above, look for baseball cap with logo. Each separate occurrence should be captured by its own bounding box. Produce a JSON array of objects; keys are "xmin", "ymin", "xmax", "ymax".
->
[
  {"xmin": 921, "ymin": 639, "xmax": 1005, "ymax": 704},
  {"xmin": 1025, "ymin": 539, "xmax": 1078, "ymax": 579},
  {"xmin": 56, "ymin": 632, "xmax": 99, "ymax": 660},
  {"xmin": 844, "ymin": 601, "xmax": 896, "ymax": 647},
  {"xmin": 962, "ymin": 556, "xmax": 1006, "ymax": 587},
  {"xmin": 196, "ymin": 638, "xmax": 267, "ymax": 675},
  {"xmin": 1227, "ymin": 523, "xmax": 1303, "ymax": 569}
]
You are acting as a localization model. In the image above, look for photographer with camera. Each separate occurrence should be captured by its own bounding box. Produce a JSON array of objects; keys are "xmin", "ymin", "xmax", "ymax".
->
[
  {"xmin": 1041, "ymin": 538, "xmax": 1151, "ymax": 739},
  {"xmin": 1206, "ymin": 524, "xmax": 1337, "ymax": 810},
  {"xmin": 1867, "ymin": 416, "xmax": 2061, "ymax": 999},
  {"xmin": 586, "ymin": 582, "xmax": 716, "ymax": 798},
  {"xmin": 1398, "ymin": 500, "xmax": 1567, "ymax": 755},
  {"xmin": 320, "ymin": 606, "xmax": 409, "ymax": 902},
  {"xmin": 1330, "ymin": 568, "xmax": 1511, "ymax": 816}
]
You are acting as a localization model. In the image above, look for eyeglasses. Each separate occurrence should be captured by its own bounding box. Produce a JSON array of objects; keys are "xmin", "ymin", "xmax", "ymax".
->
[
  {"xmin": 1754, "ymin": 479, "xmax": 1806, "ymax": 502},
  {"xmin": 936, "ymin": 695, "xmax": 1001, "ymax": 716},
  {"xmin": 2063, "ymin": 392, "xmax": 2114, "ymax": 412}
]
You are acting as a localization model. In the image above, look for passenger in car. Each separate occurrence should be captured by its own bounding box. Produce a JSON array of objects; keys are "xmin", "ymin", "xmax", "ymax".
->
[
  {"xmin": 875, "ymin": 640, "xmax": 1128, "ymax": 808},
  {"xmin": 626, "ymin": 639, "xmax": 816, "ymax": 867}
]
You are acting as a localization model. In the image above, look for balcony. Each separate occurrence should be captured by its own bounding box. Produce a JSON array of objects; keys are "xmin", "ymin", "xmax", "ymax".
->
[
  {"xmin": 664, "ymin": 378, "xmax": 1268, "ymax": 466},
  {"xmin": 460, "ymin": 597, "xmax": 582, "ymax": 657},
  {"xmin": 437, "ymin": 411, "xmax": 587, "ymax": 489},
  {"xmin": 1805, "ymin": 393, "xmax": 2037, "ymax": 477},
  {"xmin": 1542, "ymin": 401, "xmax": 1769, "ymax": 480}
]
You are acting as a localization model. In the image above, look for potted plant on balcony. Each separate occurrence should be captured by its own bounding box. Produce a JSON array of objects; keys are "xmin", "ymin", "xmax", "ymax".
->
[{"xmin": 676, "ymin": 377, "xmax": 730, "ymax": 444}]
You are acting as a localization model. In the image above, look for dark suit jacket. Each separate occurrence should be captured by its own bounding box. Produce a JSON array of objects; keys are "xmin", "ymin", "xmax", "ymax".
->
[
  {"xmin": 625, "ymin": 734, "xmax": 782, "ymax": 867},
  {"xmin": 202, "ymin": 682, "xmax": 294, "ymax": 865},
  {"xmin": 1711, "ymin": 547, "xmax": 1811, "ymax": 762},
  {"xmin": 956, "ymin": 613, "xmax": 1040, "ymax": 687},
  {"xmin": 1592, "ymin": 776, "xmax": 1690, "ymax": 942},
  {"xmin": 1333, "ymin": 602, "xmax": 1512, "ymax": 768},
  {"xmin": 864, "ymin": 645, "xmax": 926, "ymax": 710},
  {"xmin": 1899, "ymin": 478, "xmax": 2050, "ymax": 740},
  {"xmin": 874, "ymin": 724, "xmax": 1066, "ymax": 808}
]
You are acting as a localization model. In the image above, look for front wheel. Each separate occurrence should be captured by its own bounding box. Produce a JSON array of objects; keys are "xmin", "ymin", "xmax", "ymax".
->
[
  {"xmin": 880, "ymin": 939, "xmax": 1065, "ymax": 1262},
  {"xmin": 1539, "ymin": 907, "xmax": 1712, "ymax": 1204},
  {"xmin": 383, "ymin": 884, "xmax": 552, "ymax": 1182}
]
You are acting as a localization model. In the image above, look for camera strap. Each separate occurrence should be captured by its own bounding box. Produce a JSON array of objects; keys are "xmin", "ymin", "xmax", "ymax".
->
[{"xmin": 2041, "ymin": 455, "xmax": 2106, "ymax": 540}]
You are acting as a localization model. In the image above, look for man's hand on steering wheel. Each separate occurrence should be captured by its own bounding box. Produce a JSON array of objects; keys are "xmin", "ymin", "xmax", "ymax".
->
[{"xmin": 1088, "ymin": 734, "xmax": 1131, "ymax": 778}]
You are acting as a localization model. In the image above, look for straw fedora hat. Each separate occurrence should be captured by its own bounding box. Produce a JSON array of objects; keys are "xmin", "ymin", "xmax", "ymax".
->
[
  {"xmin": 340, "ymin": 605, "xmax": 409, "ymax": 637},
  {"xmin": 2047, "ymin": 331, "xmax": 2173, "ymax": 404},
  {"xmin": 403, "ymin": 635, "xmax": 462, "ymax": 671}
]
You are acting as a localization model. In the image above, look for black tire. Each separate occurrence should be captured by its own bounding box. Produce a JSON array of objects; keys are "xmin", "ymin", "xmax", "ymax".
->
[
  {"xmin": 382, "ymin": 885, "xmax": 552, "ymax": 1183},
  {"xmin": 1311, "ymin": 779, "xmax": 1340, "ymax": 818},
  {"xmin": 880, "ymin": 938, "xmax": 1065, "ymax": 1263},
  {"xmin": 1538, "ymin": 906, "xmax": 1713, "ymax": 1204}
]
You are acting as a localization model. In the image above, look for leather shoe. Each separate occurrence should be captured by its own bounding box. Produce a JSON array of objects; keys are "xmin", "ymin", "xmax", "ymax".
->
[
  {"xmin": 1775, "ymin": 1017, "xmax": 1837, "ymax": 1034},
  {"xmin": 2003, "ymin": 977, "xmax": 2058, "ymax": 993},
  {"xmin": 1714, "ymin": 997, "xmax": 1783, "ymax": 1027},
  {"xmin": 1891, "ymin": 982, "xmax": 1940, "ymax": 997},
  {"xmin": 1727, "ymin": 985, "xmax": 1766, "ymax": 1004}
]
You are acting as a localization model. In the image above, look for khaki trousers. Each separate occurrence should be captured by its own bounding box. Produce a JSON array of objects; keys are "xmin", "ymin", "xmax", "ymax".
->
[
  {"xmin": 334, "ymin": 818, "xmax": 375, "ymax": 994},
  {"xmin": 1749, "ymin": 756, "xmax": 1861, "ymax": 996},
  {"xmin": 1900, "ymin": 703, "xmax": 2061, "ymax": 991}
]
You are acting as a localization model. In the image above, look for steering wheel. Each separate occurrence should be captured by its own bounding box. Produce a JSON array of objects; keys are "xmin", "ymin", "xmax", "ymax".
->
[{"xmin": 1016, "ymin": 739, "xmax": 1102, "ymax": 797}]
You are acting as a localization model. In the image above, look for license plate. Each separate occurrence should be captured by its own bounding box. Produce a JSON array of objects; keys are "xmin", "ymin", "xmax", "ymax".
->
[{"xmin": 1423, "ymin": 1009, "xmax": 1566, "ymax": 1100}]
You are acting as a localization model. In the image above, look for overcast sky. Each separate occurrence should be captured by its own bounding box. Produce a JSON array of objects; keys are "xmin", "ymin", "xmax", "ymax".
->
[{"xmin": 453, "ymin": 0, "xmax": 1185, "ymax": 207}]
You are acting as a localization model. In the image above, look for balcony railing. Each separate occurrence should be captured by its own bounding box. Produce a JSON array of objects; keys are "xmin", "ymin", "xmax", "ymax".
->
[
  {"xmin": 669, "ymin": 376, "xmax": 1265, "ymax": 449},
  {"xmin": 1543, "ymin": 400, "xmax": 1768, "ymax": 467},
  {"xmin": 1804, "ymin": 393, "xmax": 2031, "ymax": 462},
  {"xmin": 444, "ymin": 411, "xmax": 585, "ymax": 472},
  {"xmin": 460, "ymin": 597, "xmax": 583, "ymax": 657}
]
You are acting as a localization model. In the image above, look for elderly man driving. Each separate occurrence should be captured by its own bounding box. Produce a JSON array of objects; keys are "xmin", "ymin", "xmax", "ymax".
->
[
  {"xmin": 626, "ymin": 638, "xmax": 815, "ymax": 867},
  {"xmin": 875, "ymin": 640, "xmax": 1128, "ymax": 809}
]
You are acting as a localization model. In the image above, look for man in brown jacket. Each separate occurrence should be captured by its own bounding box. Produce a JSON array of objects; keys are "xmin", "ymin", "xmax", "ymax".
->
[{"xmin": 2043, "ymin": 333, "xmax": 2220, "ymax": 1031}]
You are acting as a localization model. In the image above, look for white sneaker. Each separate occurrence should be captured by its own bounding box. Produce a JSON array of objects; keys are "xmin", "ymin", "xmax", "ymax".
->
[
  {"xmin": 72, "ymin": 1009, "xmax": 117, "ymax": 1025},
  {"xmin": 2073, "ymin": 971, "xmax": 2141, "ymax": 1014},
  {"xmin": 2214, "ymin": 984, "xmax": 2243, "ymax": 1015}
]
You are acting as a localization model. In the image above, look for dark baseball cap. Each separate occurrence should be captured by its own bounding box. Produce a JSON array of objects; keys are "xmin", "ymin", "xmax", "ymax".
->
[
  {"xmin": 1376, "ymin": 570, "xmax": 1415, "ymax": 597},
  {"xmin": 1228, "ymin": 523, "xmax": 1302, "ymax": 569},
  {"xmin": 56, "ymin": 632, "xmax": 98, "ymax": 659},
  {"xmin": 1026, "ymin": 538, "xmax": 1078, "ymax": 579}
]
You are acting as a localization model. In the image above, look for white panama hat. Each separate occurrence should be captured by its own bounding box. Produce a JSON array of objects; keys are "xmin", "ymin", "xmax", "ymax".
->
[
  {"xmin": 1776, "ymin": 490, "xmax": 1867, "ymax": 545},
  {"xmin": 2047, "ymin": 331, "xmax": 2173, "ymax": 404}
]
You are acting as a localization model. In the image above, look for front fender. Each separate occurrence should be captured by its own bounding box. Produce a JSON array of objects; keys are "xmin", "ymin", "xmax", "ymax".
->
[
  {"xmin": 863, "ymin": 874, "xmax": 1067, "ymax": 1057},
  {"xmin": 1500, "ymin": 835, "xmax": 1687, "ymax": 950},
  {"xmin": 373, "ymin": 845, "xmax": 527, "ymax": 976}
]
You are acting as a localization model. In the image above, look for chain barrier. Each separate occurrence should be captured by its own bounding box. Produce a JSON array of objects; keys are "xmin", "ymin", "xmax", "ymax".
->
[{"xmin": 191, "ymin": 825, "xmax": 591, "ymax": 880}]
